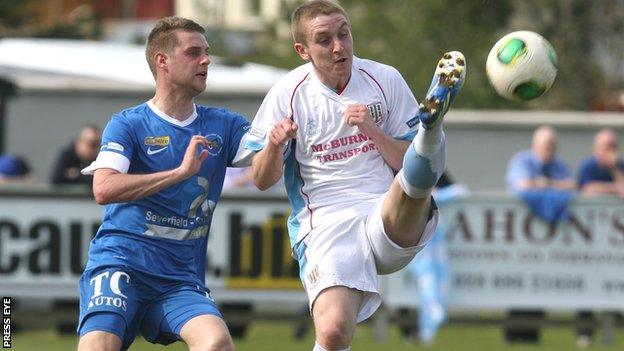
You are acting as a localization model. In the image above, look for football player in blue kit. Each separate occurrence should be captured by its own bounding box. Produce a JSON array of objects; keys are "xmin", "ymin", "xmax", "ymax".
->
[{"xmin": 76, "ymin": 17, "xmax": 253, "ymax": 351}]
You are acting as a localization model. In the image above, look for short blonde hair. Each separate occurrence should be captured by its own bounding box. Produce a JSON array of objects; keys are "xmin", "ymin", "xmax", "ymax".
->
[
  {"xmin": 291, "ymin": 0, "xmax": 349, "ymax": 44},
  {"xmin": 145, "ymin": 16, "xmax": 205, "ymax": 76}
]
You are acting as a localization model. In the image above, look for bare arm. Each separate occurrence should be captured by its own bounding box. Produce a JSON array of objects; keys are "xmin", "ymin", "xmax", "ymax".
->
[
  {"xmin": 516, "ymin": 177, "xmax": 545, "ymax": 190},
  {"xmin": 92, "ymin": 135, "xmax": 209, "ymax": 204},
  {"xmin": 251, "ymin": 119, "xmax": 298, "ymax": 190},
  {"xmin": 582, "ymin": 165, "xmax": 624, "ymax": 196},
  {"xmin": 549, "ymin": 178, "xmax": 577, "ymax": 190},
  {"xmin": 517, "ymin": 176, "xmax": 576, "ymax": 191},
  {"xmin": 581, "ymin": 181, "xmax": 620, "ymax": 195},
  {"xmin": 345, "ymin": 104, "xmax": 408, "ymax": 171}
]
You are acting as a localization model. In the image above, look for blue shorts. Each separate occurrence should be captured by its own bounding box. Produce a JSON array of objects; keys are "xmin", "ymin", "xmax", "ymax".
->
[{"xmin": 77, "ymin": 265, "xmax": 222, "ymax": 351}]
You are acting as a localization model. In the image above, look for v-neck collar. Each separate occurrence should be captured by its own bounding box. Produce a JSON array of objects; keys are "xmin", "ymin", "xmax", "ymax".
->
[{"xmin": 147, "ymin": 100, "xmax": 198, "ymax": 127}]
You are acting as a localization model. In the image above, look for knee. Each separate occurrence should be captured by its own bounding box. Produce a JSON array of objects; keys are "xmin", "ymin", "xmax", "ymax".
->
[
  {"xmin": 77, "ymin": 330, "xmax": 122, "ymax": 351},
  {"xmin": 316, "ymin": 319, "xmax": 353, "ymax": 350},
  {"xmin": 189, "ymin": 335, "xmax": 234, "ymax": 351}
]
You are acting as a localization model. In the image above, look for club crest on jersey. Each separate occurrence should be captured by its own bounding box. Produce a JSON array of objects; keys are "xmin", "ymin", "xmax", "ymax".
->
[
  {"xmin": 367, "ymin": 102, "xmax": 385, "ymax": 125},
  {"xmin": 205, "ymin": 134, "xmax": 223, "ymax": 156},
  {"xmin": 144, "ymin": 136, "xmax": 170, "ymax": 146}
]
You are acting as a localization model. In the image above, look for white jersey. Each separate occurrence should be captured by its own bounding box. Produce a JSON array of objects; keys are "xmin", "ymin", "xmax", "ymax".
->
[{"xmin": 246, "ymin": 57, "xmax": 419, "ymax": 245}]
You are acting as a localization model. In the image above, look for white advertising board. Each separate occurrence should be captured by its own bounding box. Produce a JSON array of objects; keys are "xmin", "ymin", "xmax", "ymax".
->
[
  {"xmin": 383, "ymin": 195, "xmax": 624, "ymax": 310},
  {"xmin": 2, "ymin": 191, "xmax": 623, "ymax": 310}
]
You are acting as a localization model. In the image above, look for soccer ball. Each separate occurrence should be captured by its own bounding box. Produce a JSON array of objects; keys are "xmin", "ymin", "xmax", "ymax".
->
[{"xmin": 486, "ymin": 31, "xmax": 558, "ymax": 101}]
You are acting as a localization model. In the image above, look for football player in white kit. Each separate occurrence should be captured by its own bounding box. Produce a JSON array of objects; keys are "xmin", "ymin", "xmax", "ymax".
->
[{"xmin": 245, "ymin": 1, "xmax": 465, "ymax": 350}]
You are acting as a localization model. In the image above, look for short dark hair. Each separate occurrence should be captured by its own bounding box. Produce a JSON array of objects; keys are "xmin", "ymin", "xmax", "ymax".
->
[
  {"xmin": 291, "ymin": 0, "xmax": 349, "ymax": 44},
  {"xmin": 145, "ymin": 17, "xmax": 205, "ymax": 77}
]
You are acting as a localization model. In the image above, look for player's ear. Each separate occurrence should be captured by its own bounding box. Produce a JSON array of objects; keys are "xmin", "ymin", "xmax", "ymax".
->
[
  {"xmin": 294, "ymin": 43, "xmax": 310, "ymax": 61},
  {"xmin": 155, "ymin": 52, "xmax": 168, "ymax": 70}
]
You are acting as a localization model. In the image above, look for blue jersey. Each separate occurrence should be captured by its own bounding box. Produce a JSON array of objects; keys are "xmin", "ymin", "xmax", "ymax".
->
[
  {"xmin": 85, "ymin": 102, "xmax": 249, "ymax": 287},
  {"xmin": 577, "ymin": 156, "xmax": 624, "ymax": 189}
]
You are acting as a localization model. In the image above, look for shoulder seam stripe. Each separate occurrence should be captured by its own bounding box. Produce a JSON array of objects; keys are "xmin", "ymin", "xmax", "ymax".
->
[
  {"xmin": 290, "ymin": 73, "xmax": 310, "ymax": 121},
  {"xmin": 359, "ymin": 68, "xmax": 389, "ymax": 113},
  {"xmin": 286, "ymin": 73, "xmax": 314, "ymax": 233}
]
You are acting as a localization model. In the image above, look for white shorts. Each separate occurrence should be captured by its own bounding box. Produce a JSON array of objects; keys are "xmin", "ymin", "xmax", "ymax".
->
[{"xmin": 293, "ymin": 193, "xmax": 438, "ymax": 322}]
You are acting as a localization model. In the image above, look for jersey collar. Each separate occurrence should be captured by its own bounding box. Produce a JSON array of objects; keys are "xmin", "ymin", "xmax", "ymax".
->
[
  {"xmin": 147, "ymin": 100, "xmax": 198, "ymax": 127},
  {"xmin": 310, "ymin": 56, "xmax": 359, "ymax": 98}
]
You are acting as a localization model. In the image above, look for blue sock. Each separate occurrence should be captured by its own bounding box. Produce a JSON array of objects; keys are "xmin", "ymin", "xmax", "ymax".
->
[{"xmin": 398, "ymin": 125, "xmax": 445, "ymax": 198}]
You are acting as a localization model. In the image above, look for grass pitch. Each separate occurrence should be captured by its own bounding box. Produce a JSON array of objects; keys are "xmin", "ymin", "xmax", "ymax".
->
[{"xmin": 11, "ymin": 320, "xmax": 624, "ymax": 350}]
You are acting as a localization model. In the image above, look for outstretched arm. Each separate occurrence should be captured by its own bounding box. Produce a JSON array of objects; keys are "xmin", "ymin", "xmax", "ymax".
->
[
  {"xmin": 92, "ymin": 135, "xmax": 209, "ymax": 204},
  {"xmin": 251, "ymin": 119, "xmax": 298, "ymax": 190}
]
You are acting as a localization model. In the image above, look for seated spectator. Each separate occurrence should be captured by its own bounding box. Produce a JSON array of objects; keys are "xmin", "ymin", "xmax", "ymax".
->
[
  {"xmin": 578, "ymin": 128, "xmax": 624, "ymax": 197},
  {"xmin": 506, "ymin": 125, "xmax": 576, "ymax": 223},
  {"xmin": 575, "ymin": 128, "xmax": 624, "ymax": 347},
  {"xmin": 504, "ymin": 125, "xmax": 576, "ymax": 343},
  {"xmin": 0, "ymin": 155, "xmax": 34, "ymax": 184},
  {"xmin": 51, "ymin": 125, "xmax": 101, "ymax": 186},
  {"xmin": 507, "ymin": 125, "xmax": 575, "ymax": 192}
]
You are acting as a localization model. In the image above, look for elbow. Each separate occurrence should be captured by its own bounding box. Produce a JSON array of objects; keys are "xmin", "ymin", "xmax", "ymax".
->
[
  {"xmin": 250, "ymin": 165, "xmax": 274, "ymax": 191},
  {"xmin": 253, "ymin": 173, "xmax": 280, "ymax": 191},
  {"xmin": 253, "ymin": 178, "xmax": 272, "ymax": 191},
  {"xmin": 92, "ymin": 184, "xmax": 113, "ymax": 205}
]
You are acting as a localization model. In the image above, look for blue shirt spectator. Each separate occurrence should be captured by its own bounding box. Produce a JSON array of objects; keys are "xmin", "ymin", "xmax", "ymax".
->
[
  {"xmin": 506, "ymin": 126, "xmax": 576, "ymax": 223},
  {"xmin": 506, "ymin": 125, "xmax": 575, "ymax": 192},
  {"xmin": 507, "ymin": 150, "xmax": 573, "ymax": 192}
]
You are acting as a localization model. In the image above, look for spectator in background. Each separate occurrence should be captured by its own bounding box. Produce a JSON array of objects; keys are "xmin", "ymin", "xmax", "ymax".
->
[
  {"xmin": 507, "ymin": 125, "xmax": 575, "ymax": 192},
  {"xmin": 504, "ymin": 125, "xmax": 576, "ymax": 344},
  {"xmin": 506, "ymin": 125, "xmax": 576, "ymax": 224},
  {"xmin": 0, "ymin": 155, "xmax": 33, "ymax": 184},
  {"xmin": 51, "ymin": 124, "xmax": 101, "ymax": 186},
  {"xmin": 574, "ymin": 127, "xmax": 624, "ymax": 348},
  {"xmin": 578, "ymin": 128, "xmax": 624, "ymax": 197}
]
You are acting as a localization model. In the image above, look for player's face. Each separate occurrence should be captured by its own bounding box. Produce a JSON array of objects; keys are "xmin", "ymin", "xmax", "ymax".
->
[
  {"xmin": 167, "ymin": 31, "xmax": 210, "ymax": 95},
  {"xmin": 295, "ymin": 13, "xmax": 353, "ymax": 90}
]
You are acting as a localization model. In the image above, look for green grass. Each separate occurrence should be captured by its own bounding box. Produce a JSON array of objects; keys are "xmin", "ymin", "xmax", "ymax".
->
[{"xmin": 12, "ymin": 321, "xmax": 624, "ymax": 350}]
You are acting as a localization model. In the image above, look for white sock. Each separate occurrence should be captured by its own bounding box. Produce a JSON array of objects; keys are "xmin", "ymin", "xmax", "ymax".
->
[
  {"xmin": 413, "ymin": 124, "xmax": 443, "ymax": 157},
  {"xmin": 398, "ymin": 126, "xmax": 446, "ymax": 198}
]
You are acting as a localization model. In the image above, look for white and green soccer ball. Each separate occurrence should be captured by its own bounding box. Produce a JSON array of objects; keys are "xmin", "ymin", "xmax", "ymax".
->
[{"xmin": 486, "ymin": 30, "xmax": 558, "ymax": 101}]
